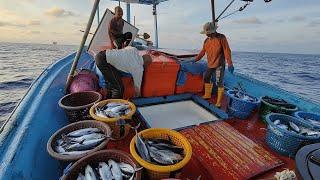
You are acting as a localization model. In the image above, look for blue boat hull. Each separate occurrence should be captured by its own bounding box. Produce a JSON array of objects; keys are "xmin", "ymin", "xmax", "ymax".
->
[{"xmin": 0, "ymin": 50, "xmax": 319, "ymax": 179}]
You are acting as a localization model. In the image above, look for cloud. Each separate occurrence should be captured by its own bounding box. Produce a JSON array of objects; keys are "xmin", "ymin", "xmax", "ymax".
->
[
  {"xmin": 28, "ymin": 30, "xmax": 40, "ymax": 34},
  {"xmin": 232, "ymin": 17, "xmax": 263, "ymax": 25},
  {"xmin": 0, "ymin": 21, "xmax": 26, "ymax": 27},
  {"xmin": 307, "ymin": 20, "xmax": 320, "ymax": 27},
  {"xmin": 290, "ymin": 16, "xmax": 306, "ymax": 22},
  {"xmin": 44, "ymin": 7, "xmax": 75, "ymax": 17},
  {"xmin": 28, "ymin": 20, "xmax": 41, "ymax": 26}
]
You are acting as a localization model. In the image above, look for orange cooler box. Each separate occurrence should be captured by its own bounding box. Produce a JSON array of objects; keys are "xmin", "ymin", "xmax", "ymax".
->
[
  {"xmin": 122, "ymin": 76, "xmax": 135, "ymax": 100},
  {"xmin": 175, "ymin": 73, "xmax": 204, "ymax": 94},
  {"xmin": 142, "ymin": 53, "xmax": 180, "ymax": 97}
]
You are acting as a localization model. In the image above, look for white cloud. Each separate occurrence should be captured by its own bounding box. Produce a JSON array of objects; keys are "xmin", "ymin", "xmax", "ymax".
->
[
  {"xmin": 232, "ymin": 17, "xmax": 263, "ymax": 25},
  {"xmin": 28, "ymin": 20, "xmax": 41, "ymax": 26},
  {"xmin": 44, "ymin": 7, "xmax": 75, "ymax": 17}
]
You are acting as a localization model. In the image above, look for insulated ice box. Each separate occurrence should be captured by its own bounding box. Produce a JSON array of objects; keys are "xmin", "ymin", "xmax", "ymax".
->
[{"xmin": 175, "ymin": 73, "xmax": 204, "ymax": 94}]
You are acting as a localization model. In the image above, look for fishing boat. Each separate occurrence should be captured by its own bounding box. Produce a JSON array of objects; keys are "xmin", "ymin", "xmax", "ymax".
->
[{"xmin": 1, "ymin": 0, "xmax": 320, "ymax": 180}]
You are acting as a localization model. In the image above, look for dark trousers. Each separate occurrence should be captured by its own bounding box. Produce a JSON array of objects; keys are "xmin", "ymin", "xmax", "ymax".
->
[
  {"xmin": 95, "ymin": 51, "xmax": 124, "ymax": 99},
  {"xmin": 114, "ymin": 32, "xmax": 133, "ymax": 49},
  {"xmin": 204, "ymin": 65, "xmax": 225, "ymax": 87}
]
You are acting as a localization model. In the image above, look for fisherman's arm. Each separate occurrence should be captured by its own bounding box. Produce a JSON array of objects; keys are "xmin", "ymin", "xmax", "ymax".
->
[
  {"xmin": 221, "ymin": 36, "xmax": 234, "ymax": 73},
  {"xmin": 195, "ymin": 48, "xmax": 205, "ymax": 62}
]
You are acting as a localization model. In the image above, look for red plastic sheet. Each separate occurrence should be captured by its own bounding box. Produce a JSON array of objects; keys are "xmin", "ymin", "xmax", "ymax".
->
[{"xmin": 180, "ymin": 121, "xmax": 283, "ymax": 180}]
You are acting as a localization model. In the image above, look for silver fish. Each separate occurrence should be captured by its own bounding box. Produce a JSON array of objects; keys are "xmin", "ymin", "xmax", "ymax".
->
[
  {"xmin": 157, "ymin": 149, "xmax": 183, "ymax": 163},
  {"xmin": 61, "ymin": 150, "xmax": 91, "ymax": 155},
  {"xmin": 104, "ymin": 110, "xmax": 120, "ymax": 118},
  {"xmin": 77, "ymin": 173, "xmax": 86, "ymax": 180},
  {"xmin": 273, "ymin": 120, "xmax": 281, "ymax": 125},
  {"xmin": 96, "ymin": 110, "xmax": 108, "ymax": 118},
  {"xmin": 66, "ymin": 133, "xmax": 107, "ymax": 143},
  {"xmin": 289, "ymin": 122, "xmax": 300, "ymax": 132},
  {"xmin": 65, "ymin": 137, "xmax": 105, "ymax": 151},
  {"xmin": 125, "ymin": 108, "xmax": 131, "ymax": 115},
  {"xmin": 308, "ymin": 119, "xmax": 320, "ymax": 126},
  {"xmin": 108, "ymin": 160, "xmax": 123, "ymax": 180},
  {"xmin": 108, "ymin": 105, "xmax": 130, "ymax": 113},
  {"xmin": 306, "ymin": 130, "xmax": 320, "ymax": 136},
  {"xmin": 55, "ymin": 145, "xmax": 65, "ymax": 153},
  {"xmin": 67, "ymin": 128, "xmax": 101, "ymax": 137},
  {"xmin": 98, "ymin": 162, "xmax": 113, "ymax": 180},
  {"xmin": 149, "ymin": 146, "xmax": 173, "ymax": 165},
  {"xmin": 118, "ymin": 162, "xmax": 135, "ymax": 174},
  {"xmin": 277, "ymin": 124, "xmax": 288, "ymax": 130},
  {"xmin": 135, "ymin": 133, "xmax": 151, "ymax": 162},
  {"xmin": 106, "ymin": 102, "xmax": 125, "ymax": 108},
  {"xmin": 85, "ymin": 165, "xmax": 98, "ymax": 180}
]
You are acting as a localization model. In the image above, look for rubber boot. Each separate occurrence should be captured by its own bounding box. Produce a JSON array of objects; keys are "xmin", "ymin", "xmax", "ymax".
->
[
  {"xmin": 215, "ymin": 87, "xmax": 224, "ymax": 108},
  {"xmin": 202, "ymin": 83, "xmax": 213, "ymax": 99}
]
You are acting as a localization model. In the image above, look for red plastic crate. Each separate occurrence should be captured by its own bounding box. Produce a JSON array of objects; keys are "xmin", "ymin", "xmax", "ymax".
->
[
  {"xmin": 176, "ymin": 73, "xmax": 204, "ymax": 94},
  {"xmin": 141, "ymin": 52, "xmax": 180, "ymax": 97},
  {"xmin": 121, "ymin": 76, "xmax": 135, "ymax": 100}
]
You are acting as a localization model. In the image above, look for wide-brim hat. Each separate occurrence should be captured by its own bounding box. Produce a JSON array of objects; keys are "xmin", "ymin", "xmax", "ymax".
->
[{"xmin": 200, "ymin": 22, "xmax": 218, "ymax": 34}]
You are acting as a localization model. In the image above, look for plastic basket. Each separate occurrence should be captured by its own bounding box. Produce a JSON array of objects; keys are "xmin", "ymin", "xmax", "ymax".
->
[
  {"xmin": 89, "ymin": 99, "xmax": 136, "ymax": 140},
  {"xmin": 265, "ymin": 113, "xmax": 319, "ymax": 157},
  {"xmin": 130, "ymin": 128, "xmax": 192, "ymax": 180},
  {"xmin": 61, "ymin": 150, "xmax": 142, "ymax": 180},
  {"xmin": 294, "ymin": 111, "xmax": 320, "ymax": 129},
  {"xmin": 47, "ymin": 120, "xmax": 112, "ymax": 162},
  {"xmin": 260, "ymin": 96, "xmax": 298, "ymax": 123},
  {"xmin": 59, "ymin": 91, "xmax": 102, "ymax": 123},
  {"xmin": 226, "ymin": 90, "xmax": 260, "ymax": 119}
]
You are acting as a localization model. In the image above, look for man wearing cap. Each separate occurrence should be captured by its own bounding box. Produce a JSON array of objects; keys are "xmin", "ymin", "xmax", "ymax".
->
[{"xmin": 194, "ymin": 22, "xmax": 234, "ymax": 108}]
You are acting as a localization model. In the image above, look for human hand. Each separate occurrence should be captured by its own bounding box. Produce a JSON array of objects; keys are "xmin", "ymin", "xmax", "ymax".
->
[
  {"xmin": 134, "ymin": 86, "xmax": 141, "ymax": 97},
  {"xmin": 228, "ymin": 65, "xmax": 234, "ymax": 74}
]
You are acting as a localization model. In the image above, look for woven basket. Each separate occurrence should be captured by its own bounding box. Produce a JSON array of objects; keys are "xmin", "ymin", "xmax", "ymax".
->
[
  {"xmin": 260, "ymin": 96, "xmax": 298, "ymax": 123},
  {"xmin": 294, "ymin": 111, "xmax": 320, "ymax": 129},
  {"xmin": 265, "ymin": 113, "xmax": 320, "ymax": 158},
  {"xmin": 59, "ymin": 91, "xmax": 102, "ymax": 122},
  {"xmin": 226, "ymin": 90, "xmax": 260, "ymax": 119},
  {"xmin": 130, "ymin": 128, "xmax": 192, "ymax": 180},
  {"xmin": 61, "ymin": 150, "xmax": 142, "ymax": 180},
  {"xmin": 47, "ymin": 120, "xmax": 112, "ymax": 162},
  {"xmin": 89, "ymin": 99, "xmax": 136, "ymax": 140}
]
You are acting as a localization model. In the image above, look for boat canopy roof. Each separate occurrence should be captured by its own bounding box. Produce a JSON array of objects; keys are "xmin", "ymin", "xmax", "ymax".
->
[{"xmin": 111, "ymin": 0, "xmax": 168, "ymax": 5}]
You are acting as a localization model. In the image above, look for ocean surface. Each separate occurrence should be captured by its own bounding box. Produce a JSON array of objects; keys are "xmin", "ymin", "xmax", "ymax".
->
[{"xmin": 0, "ymin": 42, "xmax": 319, "ymax": 126}]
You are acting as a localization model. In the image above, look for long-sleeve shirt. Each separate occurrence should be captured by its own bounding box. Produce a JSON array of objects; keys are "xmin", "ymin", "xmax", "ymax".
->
[
  {"xmin": 105, "ymin": 47, "xmax": 144, "ymax": 91},
  {"xmin": 195, "ymin": 33, "xmax": 232, "ymax": 68}
]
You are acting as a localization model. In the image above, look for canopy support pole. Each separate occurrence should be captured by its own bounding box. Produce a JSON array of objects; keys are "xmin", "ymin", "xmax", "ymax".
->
[
  {"xmin": 65, "ymin": 0, "xmax": 100, "ymax": 92},
  {"xmin": 216, "ymin": 0, "xmax": 235, "ymax": 21},
  {"xmin": 153, "ymin": 3, "xmax": 159, "ymax": 48},
  {"xmin": 97, "ymin": 3, "xmax": 100, "ymax": 24},
  {"xmin": 126, "ymin": 3, "xmax": 131, "ymax": 23},
  {"xmin": 211, "ymin": 0, "xmax": 216, "ymax": 22}
]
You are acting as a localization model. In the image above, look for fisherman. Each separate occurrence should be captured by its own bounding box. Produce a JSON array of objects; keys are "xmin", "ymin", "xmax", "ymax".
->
[
  {"xmin": 109, "ymin": 6, "xmax": 133, "ymax": 49},
  {"xmin": 95, "ymin": 47, "xmax": 152, "ymax": 99},
  {"xmin": 194, "ymin": 22, "xmax": 234, "ymax": 108}
]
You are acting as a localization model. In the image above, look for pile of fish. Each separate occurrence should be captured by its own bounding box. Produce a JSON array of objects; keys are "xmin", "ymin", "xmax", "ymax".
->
[
  {"xmin": 273, "ymin": 119, "xmax": 320, "ymax": 137},
  {"xmin": 55, "ymin": 128, "xmax": 108, "ymax": 155},
  {"xmin": 95, "ymin": 102, "xmax": 131, "ymax": 118},
  {"xmin": 232, "ymin": 90, "xmax": 257, "ymax": 102},
  {"xmin": 303, "ymin": 117, "xmax": 320, "ymax": 127},
  {"xmin": 77, "ymin": 160, "xmax": 141, "ymax": 180},
  {"xmin": 135, "ymin": 131, "xmax": 184, "ymax": 165}
]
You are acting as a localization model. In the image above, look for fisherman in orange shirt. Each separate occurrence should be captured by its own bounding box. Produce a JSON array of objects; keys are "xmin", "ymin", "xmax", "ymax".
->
[{"xmin": 194, "ymin": 22, "xmax": 234, "ymax": 107}]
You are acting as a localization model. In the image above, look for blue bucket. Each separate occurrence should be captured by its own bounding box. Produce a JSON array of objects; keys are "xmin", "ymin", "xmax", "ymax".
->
[
  {"xmin": 265, "ymin": 113, "xmax": 320, "ymax": 158},
  {"xmin": 294, "ymin": 111, "xmax": 320, "ymax": 129},
  {"xmin": 226, "ymin": 90, "xmax": 261, "ymax": 119}
]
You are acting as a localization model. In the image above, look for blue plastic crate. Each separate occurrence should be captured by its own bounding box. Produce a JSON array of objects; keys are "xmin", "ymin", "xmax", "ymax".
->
[
  {"xmin": 265, "ymin": 113, "xmax": 320, "ymax": 158},
  {"xmin": 226, "ymin": 90, "xmax": 260, "ymax": 119},
  {"xmin": 294, "ymin": 111, "xmax": 320, "ymax": 129}
]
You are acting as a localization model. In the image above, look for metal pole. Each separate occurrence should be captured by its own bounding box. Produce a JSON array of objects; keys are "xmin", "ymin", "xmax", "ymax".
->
[
  {"xmin": 211, "ymin": 0, "xmax": 216, "ymax": 22},
  {"xmin": 65, "ymin": 0, "xmax": 100, "ymax": 92},
  {"xmin": 126, "ymin": 3, "xmax": 131, "ymax": 23},
  {"xmin": 97, "ymin": 3, "xmax": 100, "ymax": 24},
  {"xmin": 216, "ymin": 0, "xmax": 235, "ymax": 21},
  {"xmin": 153, "ymin": 3, "xmax": 159, "ymax": 48}
]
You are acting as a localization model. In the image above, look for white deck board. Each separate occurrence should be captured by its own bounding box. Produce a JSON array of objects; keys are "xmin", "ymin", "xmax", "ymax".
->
[{"xmin": 138, "ymin": 100, "xmax": 219, "ymax": 129}]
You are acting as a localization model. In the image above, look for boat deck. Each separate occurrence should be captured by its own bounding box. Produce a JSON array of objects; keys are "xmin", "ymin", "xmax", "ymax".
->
[{"xmin": 106, "ymin": 95, "xmax": 295, "ymax": 180}]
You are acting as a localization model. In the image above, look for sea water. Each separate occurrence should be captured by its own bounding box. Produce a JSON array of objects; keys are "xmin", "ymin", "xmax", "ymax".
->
[{"xmin": 0, "ymin": 42, "xmax": 319, "ymax": 126}]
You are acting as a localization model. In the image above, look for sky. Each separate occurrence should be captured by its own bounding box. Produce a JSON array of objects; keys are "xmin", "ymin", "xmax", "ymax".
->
[{"xmin": 0, "ymin": 0, "xmax": 320, "ymax": 54}]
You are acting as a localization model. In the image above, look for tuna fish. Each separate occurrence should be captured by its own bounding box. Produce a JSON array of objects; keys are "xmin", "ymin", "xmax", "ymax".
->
[
  {"xmin": 108, "ymin": 160, "xmax": 123, "ymax": 180},
  {"xmin": 98, "ymin": 162, "xmax": 113, "ymax": 180},
  {"xmin": 85, "ymin": 165, "xmax": 98, "ymax": 180}
]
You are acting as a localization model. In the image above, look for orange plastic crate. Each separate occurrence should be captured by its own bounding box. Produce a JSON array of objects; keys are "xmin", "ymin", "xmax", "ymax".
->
[
  {"xmin": 122, "ymin": 76, "xmax": 135, "ymax": 100},
  {"xmin": 176, "ymin": 73, "xmax": 204, "ymax": 94},
  {"xmin": 141, "ymin": 53, "xmax": 180, "ymax": 97}
]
